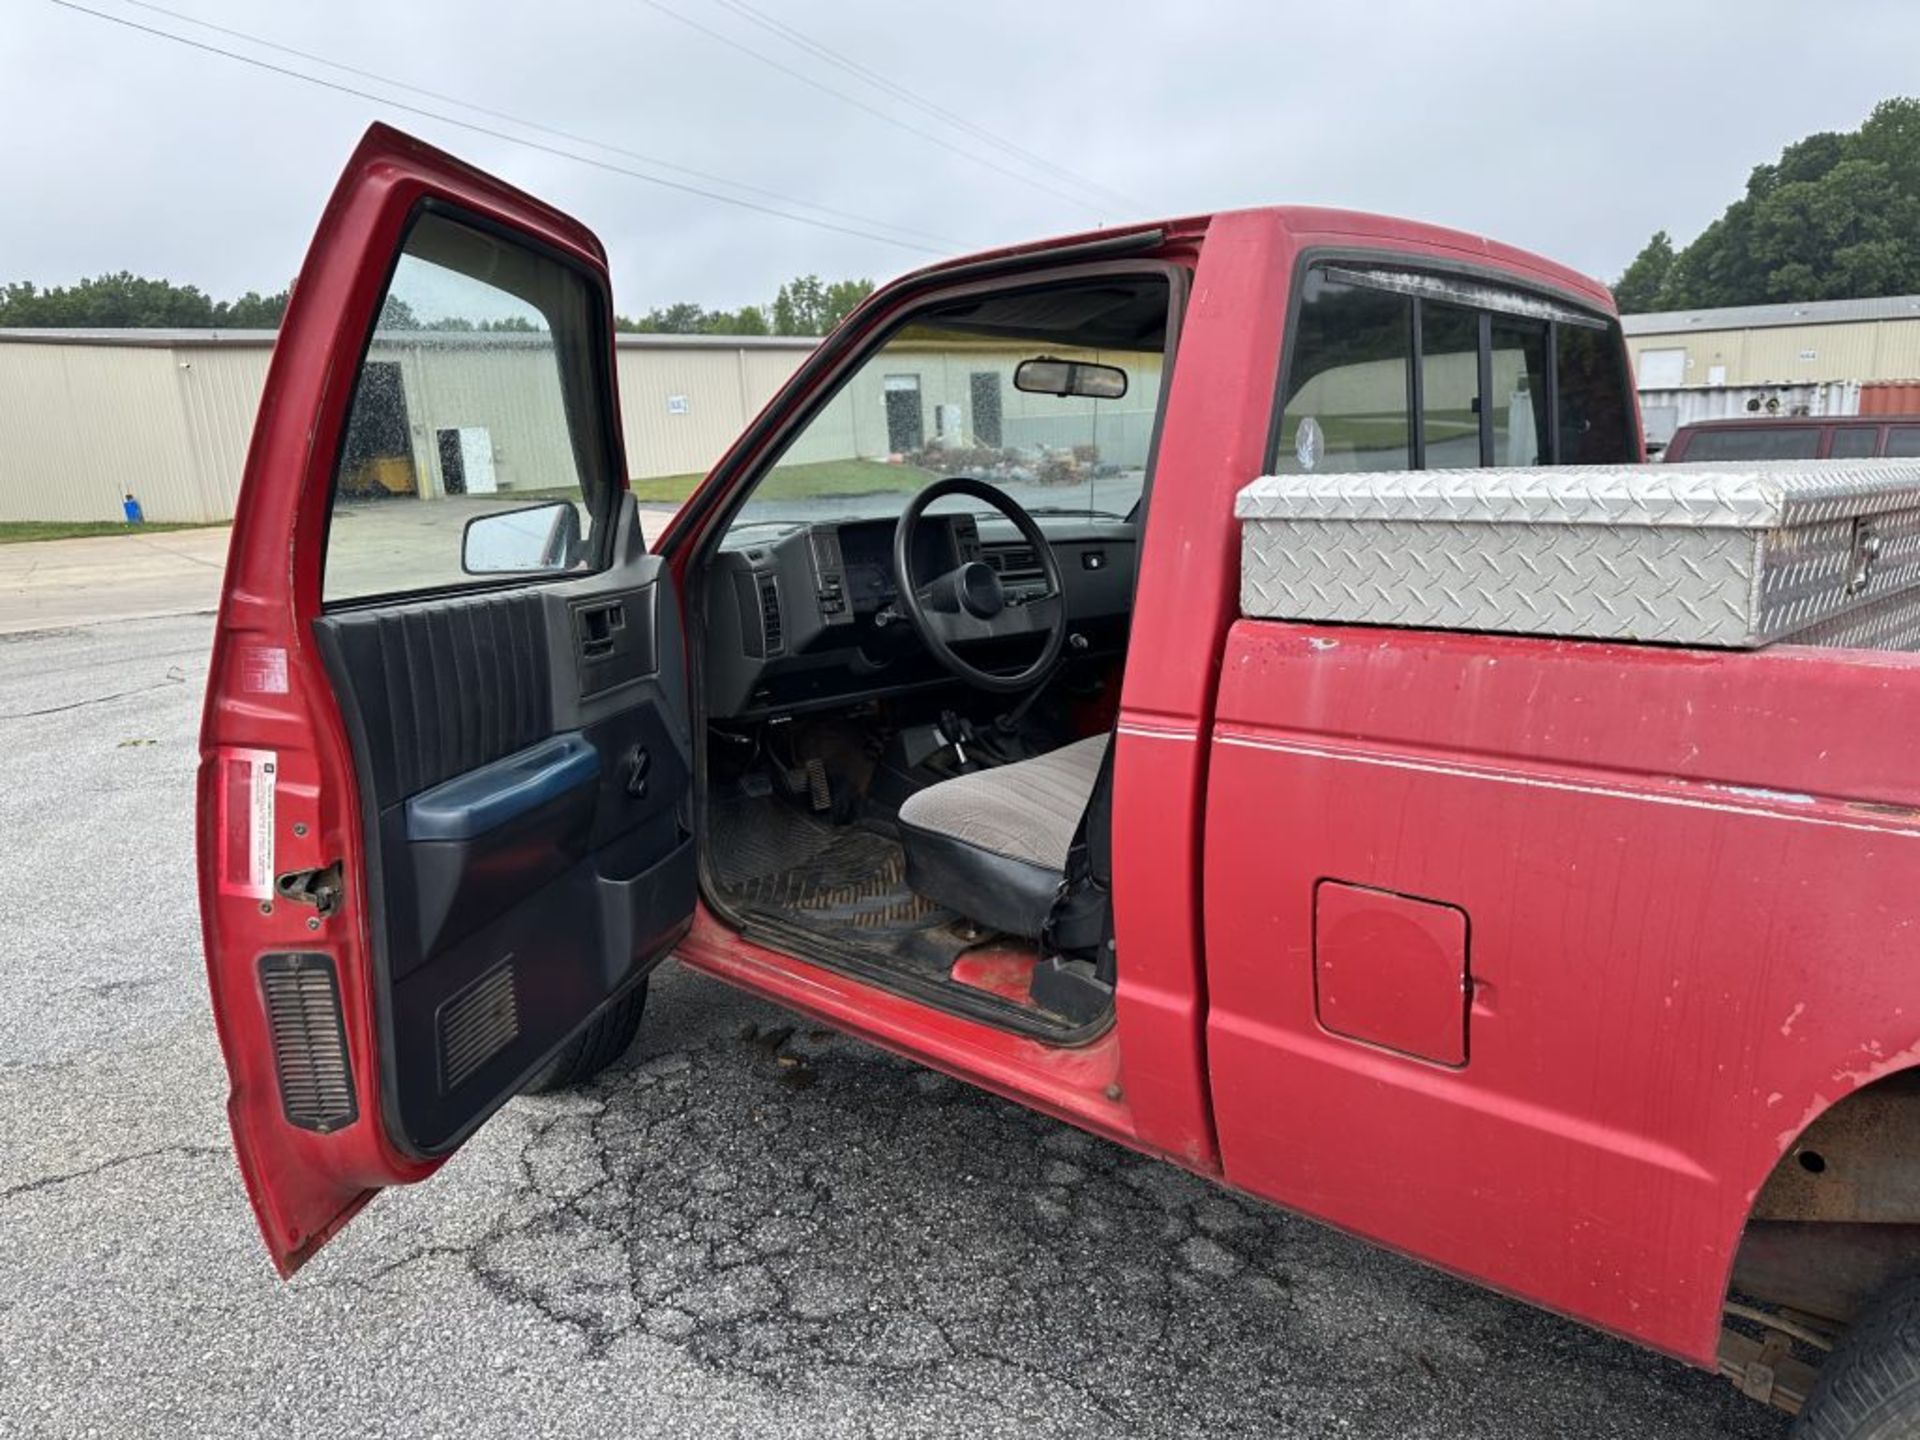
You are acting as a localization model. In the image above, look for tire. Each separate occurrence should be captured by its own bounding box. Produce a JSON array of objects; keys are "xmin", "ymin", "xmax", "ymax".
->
[
  {"xmin": 1793, "ymin": 1275, "xmax": 1920, "ymax": 1440},
  {"xmin": 522, "ymin": 979, "xmax": 649, "ymax": 1093}
]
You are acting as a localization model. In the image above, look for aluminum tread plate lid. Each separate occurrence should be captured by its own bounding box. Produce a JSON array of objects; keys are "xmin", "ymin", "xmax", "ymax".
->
[
  {"xmin": 1234, "ymin": 459, "xmax": 1920, "ymax": 529},
  {"xmin": 1235, "ymin": 459, "xmax": 1920, "ymax": 648}
]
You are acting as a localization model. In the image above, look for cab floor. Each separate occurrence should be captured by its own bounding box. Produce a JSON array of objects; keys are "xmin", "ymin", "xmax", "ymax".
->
[{"xmin": 705, "ymin": 791, "xmax": 1051, "ymax": 1016}]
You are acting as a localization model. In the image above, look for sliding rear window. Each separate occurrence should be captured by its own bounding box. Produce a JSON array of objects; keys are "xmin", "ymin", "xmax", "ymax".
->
[{"xmin": 1272, "ymin": 264, "xmax": 1634, "ymax": 474}]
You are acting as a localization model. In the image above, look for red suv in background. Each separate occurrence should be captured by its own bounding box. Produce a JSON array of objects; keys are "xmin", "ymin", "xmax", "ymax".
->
[{"xmin": 1664, "ymin": 413, "xmax": 1920, "ymax": 461}]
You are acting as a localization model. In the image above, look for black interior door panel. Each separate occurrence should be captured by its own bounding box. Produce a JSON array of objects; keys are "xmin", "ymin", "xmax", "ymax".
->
[{"xmin": 314, "ymin": 510, "xmax": 694, "ymax": 1154}]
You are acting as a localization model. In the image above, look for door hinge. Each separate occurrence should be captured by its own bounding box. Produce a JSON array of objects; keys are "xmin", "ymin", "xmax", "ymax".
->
[{"xmin": 275, "ymin": 861, "xmax": 344, "ymax": 917}]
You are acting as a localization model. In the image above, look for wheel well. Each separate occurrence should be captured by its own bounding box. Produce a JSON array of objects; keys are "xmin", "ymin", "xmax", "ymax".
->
[{"xmin": 1730, "ymin": 1067, "xmax": 1920, "ymax": 1328}]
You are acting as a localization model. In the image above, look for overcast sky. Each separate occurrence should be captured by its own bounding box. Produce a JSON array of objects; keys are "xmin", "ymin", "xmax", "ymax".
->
[{"xmin": 5, "ymin": 0, "xmax": 1918, "ymax": 317}]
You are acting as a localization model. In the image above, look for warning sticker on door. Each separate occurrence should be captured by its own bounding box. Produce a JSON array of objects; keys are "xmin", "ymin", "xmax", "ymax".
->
[{"xmin": 217, "ymin": 748, "xmax": 277, "ymax": 900}]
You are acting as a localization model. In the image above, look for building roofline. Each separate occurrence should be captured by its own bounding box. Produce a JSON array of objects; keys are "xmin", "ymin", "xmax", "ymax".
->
[
  {"xmin": 0, "ymin": 327, "xmax": 279, "ymax": 347},
  {"xmin": 1622, "ymin": 294, "xmax": 1920, "ymax": 335}
]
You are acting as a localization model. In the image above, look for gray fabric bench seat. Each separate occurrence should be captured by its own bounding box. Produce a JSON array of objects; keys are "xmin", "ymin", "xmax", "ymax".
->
[{"xmin": 896, "ymin": 733, "xmax": 1109, "ymax": 938}]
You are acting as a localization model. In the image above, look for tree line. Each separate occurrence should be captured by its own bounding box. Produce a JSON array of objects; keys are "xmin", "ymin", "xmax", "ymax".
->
[
  {"xmin": 1614, "ymin": 97, "xmax": 1920, "ymax": 313},
  {"xmin": 0, "ymin": 271, "xmax": 875, "ymax": 337},
  {"xmin": 0, "ymin": 274, "xmax": 289, "ymax": 329},
  {"xmin": 618, "ymin": 275, "xmax": 874, "ymax": 336}
]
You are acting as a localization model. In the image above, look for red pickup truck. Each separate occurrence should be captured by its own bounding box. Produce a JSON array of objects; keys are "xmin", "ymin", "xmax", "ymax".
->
[{"xmin": 199, "ymin": 125, "xmax": 1920, "ymax": 1436}]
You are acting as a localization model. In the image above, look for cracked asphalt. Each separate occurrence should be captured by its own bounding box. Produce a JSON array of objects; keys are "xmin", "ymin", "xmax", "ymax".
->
[{"xmin": 0, "ymin": 613, "xmax": 1790, "ymax": 1439}]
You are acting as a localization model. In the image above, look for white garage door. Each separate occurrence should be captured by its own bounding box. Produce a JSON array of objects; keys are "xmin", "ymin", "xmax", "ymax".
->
[{"xmin": 1636, "ymin": 347, "xmax": 1687, "ymax": 388}]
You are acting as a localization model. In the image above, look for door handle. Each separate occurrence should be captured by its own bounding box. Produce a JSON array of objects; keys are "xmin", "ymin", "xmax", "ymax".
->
[
  {"xmin": 624, "ymin": 744, "xmax": 651, "ymax": 799},
  {"xmin": 578, "ymin": 601, "xmax": 625, "ymax": 659}
]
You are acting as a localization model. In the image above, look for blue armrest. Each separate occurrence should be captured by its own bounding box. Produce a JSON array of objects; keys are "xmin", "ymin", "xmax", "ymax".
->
[{"xmin": 406, "ymin": 733, "xmax": 601, "ymax": 842}]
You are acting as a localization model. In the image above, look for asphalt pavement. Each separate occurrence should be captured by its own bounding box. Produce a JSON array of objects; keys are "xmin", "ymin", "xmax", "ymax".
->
[{"xmin": 0, "ymin": 608, "xmax": 1791, "ymax": 1439}]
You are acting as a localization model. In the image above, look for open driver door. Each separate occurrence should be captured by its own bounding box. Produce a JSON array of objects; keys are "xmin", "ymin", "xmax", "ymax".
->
[{"xmin": 197, "ymin": 124, "xmax": 696, "ymax": 1274}]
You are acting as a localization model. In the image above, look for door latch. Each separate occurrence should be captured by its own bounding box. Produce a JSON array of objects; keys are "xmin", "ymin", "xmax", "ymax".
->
[
  {"xmin": 275, "ymin": 861, "xmax": 344, "ymax": 917},
  {"xmin": 1846, "ymin": 517, "xmax": 1884, "ymax": 596}
]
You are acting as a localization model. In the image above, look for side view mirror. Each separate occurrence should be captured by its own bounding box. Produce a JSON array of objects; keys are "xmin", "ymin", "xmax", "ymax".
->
[
  {"xmin": 1014, "ymin": 356, "xmax": 1128, "ymax": 400},
  {"xmin": 462, "ymin": 501, "xmax": 583, "ymax": 576}
]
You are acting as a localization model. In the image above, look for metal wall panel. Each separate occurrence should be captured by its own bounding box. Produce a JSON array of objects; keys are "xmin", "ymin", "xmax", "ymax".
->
[
  {"xmin": 0, "ymin": 334, "xmax": 817, "ymax": 522},
  {"xmin": 0, "ymin": 330, "xmax": 1169, "ymax": 523},
  {"xmin": 0, "ymin": 340, "xmax": 203, "ymax": 522},
  {"xmin": 1738, "ymin": 322, "xmax": 1884, "ymax": 380},
  {"xmin": 617, "ymin": 346, "xmax": 765, "ymax": 482},
  {"xmin": 1629, "ymin": 315, "xmax": 1920, "ymax": 392},
  {"xmin": 174, "ymin": 343, "xmax": 274, "ymax": 518}
]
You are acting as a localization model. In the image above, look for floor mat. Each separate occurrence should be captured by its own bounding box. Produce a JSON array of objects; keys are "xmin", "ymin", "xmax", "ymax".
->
[{"xmin": 709, "ymin": 795, "xmax": 954, "ymax": 933}]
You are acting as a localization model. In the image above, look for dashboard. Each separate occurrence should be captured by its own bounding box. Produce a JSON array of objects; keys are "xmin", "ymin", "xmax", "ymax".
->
[{"xmin": 704, "ymin": 513, "xmax": 1137, "ymax": 718}]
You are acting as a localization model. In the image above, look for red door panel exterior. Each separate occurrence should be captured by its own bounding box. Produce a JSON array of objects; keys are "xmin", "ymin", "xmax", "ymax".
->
[
  {"xmin": 1204, "ymin": 619, "xmax": 1920, "ymax": 1365},
  {"xmin": 198, "ymin": 124, "xmax": 627, "ymax": 1274}
]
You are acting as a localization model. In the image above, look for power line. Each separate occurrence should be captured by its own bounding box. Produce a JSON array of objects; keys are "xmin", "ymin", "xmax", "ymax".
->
[
  {"xmin": 705, "ymin": 0, "xmax": 1145, "ymax": 214},
  {"xmin": 44, "ymin": 0, "xmax": 950, "ymax": 255},
  {"xmin": 110, "ymin": 0, "xmax": 958, "ymax": 249},
  {"xmin": 637, "ymin": 0, "xmax": 1113, "ymax": 220}
]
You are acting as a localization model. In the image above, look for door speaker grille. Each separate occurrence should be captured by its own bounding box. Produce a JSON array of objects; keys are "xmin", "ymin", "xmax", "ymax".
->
[
  {"xmin": 259, "ymin": 954, "xmax": 357, "ymax": 1133},
  {"xmin": 437, "ymin": 960, "xmax": 520, "ymax": 1093}
]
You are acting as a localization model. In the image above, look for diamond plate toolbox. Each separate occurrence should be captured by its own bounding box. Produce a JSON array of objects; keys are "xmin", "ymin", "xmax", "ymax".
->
[{"xmin": 1234, "ymin": 460, "xmax": 1920, "ymax": 647}]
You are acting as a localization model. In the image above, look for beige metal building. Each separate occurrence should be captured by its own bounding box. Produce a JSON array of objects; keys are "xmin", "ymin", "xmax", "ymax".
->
[
  {"xmin": 0, "ymin": 326, "xmax": 1165, "ymax": 524},
  {"xmin": 1623, "ymin": 295, "xmax": 1920, "ymax": 443},
  {"xmin": 0, "ymin": 329, "xmax": 820, "ymax": 524}
]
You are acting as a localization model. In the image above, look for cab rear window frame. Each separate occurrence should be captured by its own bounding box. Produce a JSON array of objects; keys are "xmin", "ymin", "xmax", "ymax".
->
[
  {"xmin": 1264, "ymin": 250, "xmax": 1635, "ymax": 475},
  {"xmin": 316, "ymin": 197, "xmax": 626, "ymax": 614}
]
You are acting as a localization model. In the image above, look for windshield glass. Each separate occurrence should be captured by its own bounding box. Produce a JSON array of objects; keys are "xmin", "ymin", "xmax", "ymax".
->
[{"xmin": 733, "ymin": 279, "xmax": 1169, "ymax": 531}]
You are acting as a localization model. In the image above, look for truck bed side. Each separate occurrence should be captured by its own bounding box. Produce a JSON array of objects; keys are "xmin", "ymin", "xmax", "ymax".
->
[{"xmin": 1201, "ymin": 620, "xmax": 1920, "ymax": 1364}]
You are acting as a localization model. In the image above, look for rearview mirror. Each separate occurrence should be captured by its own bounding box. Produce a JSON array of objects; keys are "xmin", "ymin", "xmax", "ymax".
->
[
  {"xmin": 1014, "ymin": 356, "xmax": 1128, "ymax": 400},
  {"xmin": 462, "ymin": 502, "xmax": 583, "ymax": 576}
]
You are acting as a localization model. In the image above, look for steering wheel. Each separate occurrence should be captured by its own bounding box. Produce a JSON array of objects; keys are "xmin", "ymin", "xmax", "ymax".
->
[{"xmin": 893, "ymin": 477, "xmax": 1067, "ymax": 694}]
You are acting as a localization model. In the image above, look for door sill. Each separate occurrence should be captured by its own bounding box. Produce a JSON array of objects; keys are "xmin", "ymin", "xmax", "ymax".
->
[
  {"xmin": 704, "ymin": 876, "xmax": 1114, "ymax": 1046},
  {"xmin": 675, "ymin": 905, "xmax": 1137, "ymax": 1148}
]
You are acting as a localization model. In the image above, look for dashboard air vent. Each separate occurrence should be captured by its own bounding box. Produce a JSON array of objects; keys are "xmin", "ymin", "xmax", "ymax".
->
[
  {"xmin": 758, "ymin": 573, "xmax": 784, "ymax": 655},
  {"xmin": 984, "ymin": 544, "xmax": 1044, "ymax": 583}
]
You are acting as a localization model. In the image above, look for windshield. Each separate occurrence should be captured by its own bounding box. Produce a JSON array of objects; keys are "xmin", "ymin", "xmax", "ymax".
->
[{"xmin": 733, "ymin": 281, "xmax": 1169, "ymax": 530}]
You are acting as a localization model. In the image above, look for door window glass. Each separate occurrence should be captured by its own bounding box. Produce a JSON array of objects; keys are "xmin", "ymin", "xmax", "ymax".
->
[
  {"xmin": 323, "ymin": 210, "xmax": 616, "ymax": 604},
  {"xmin": 1680, "ymin": 426, "xmax": 1822, "ymax": 461},
  {"xmin": 1273, "ymin": 272, "xmax": 1413, "ymax": 473},
  {"xmin": 1830, "ymin": 426, "xmax": 1880, "ymax": 459},
  {"xmin": 1885, "ymin": 425, "xmax": 1920, "ymax": 457}
]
